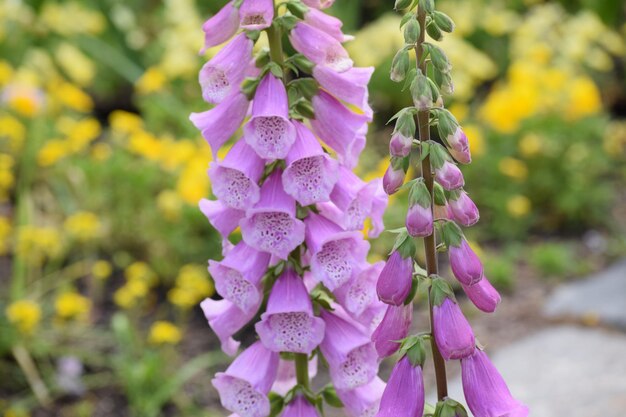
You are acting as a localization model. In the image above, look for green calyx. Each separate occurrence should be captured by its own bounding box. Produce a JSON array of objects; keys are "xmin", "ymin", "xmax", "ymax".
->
[
  {"xmin": 428, "ymin": 142, "xmax": 449, "ymax": 169},
  {"xmin": 408, "ymin": 179, "xmax": 431, "ymax": 208},
  {"xmin": 434, "ymin": 399, "xmax": 468, "ymax": 417},
  {"xmin": 441, "ymin": 220, "xmax": 464, "ymax": 248},
  {"xmin": 434, "ymin": 108, "xmax": 459, "ymax": 143},
  {"xmin": 404, "ymin": 17, "xmax": 420, "ymax": 44},
  {"xmin": 394, "ymin": 0, "xmax": 413, "ymax": 11},
  {"xmin": 410, "ymin": 70, "xmax": 432, "ymax": 110},
  {"xmin": 430, "ymin": 276, "xmax": 455, "ymax": 307},
  {"xmin": 400, "ymin": 335, "xmax": 428, "ymax": 367},
  {"xmin": 390, "ymin": 155, "xmax": 410, "ymax": 172},
  {"xmin": 395, "ymin": 232, "xmax": 417, "ymax": 259},
  {"xmin": 285, "ymin": 1, "xmax": 309, "ymax": 19},
  {"xmin": 433, "ymin": 11, "xmax": 455, "ymax": 33},
  {"xmin": 391, "ymin": 48, "xmax": 411, "ymax": 82},
  {"xmin": 433, "ymin": 182, "xmax": 447, "ymax": 206},
  {"xmin": 288, "ymin": 78, "xmax": 319, "ymax": 101},
  {"xmin": 395, "ymin": 108, "xmax": 417, "ymax": 137}
]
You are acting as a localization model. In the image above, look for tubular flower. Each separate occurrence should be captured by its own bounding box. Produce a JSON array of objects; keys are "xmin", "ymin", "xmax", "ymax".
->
[
  {"xmin": 449, "ymin": 238, "xmax": 484, "ymax": 286},
  {"xmin": 375, "ymin": 356, "xmax": 425, "ymax": 417},
  {"xmin": 461, "ymin": 276, "xmax": 501, "ymax": 313},
  {"xmin": 200, "ymin": 297, "xmax": 259, "ymax": 356},
  {"xmin": 371, "ymin": 303, "xmax": 412, "ymax": 358},
  {"xmin": 239, "ymin": 0, "xmax": 274, "ymax": 31},
  {"xmin": 312, "ymin": 66, "xmax": 373, "ymax": 119},
  {"xmin": 200, "ymin": 1, "xmax": 239, "ymax": 54},
  {"xmin": 449, "ymin": 190, "xmax": 480, "ymax": 227},
  {"xmin": 337, "ymin": 377, "xmax": 386, "ymax": 417},
  {"xmin": 376, "ymin": 238, "xmax": 415, "ymax": 306},
  {"xmin": 290, "ymin": 22, "xmax": 353, "ymax": 72},
  {"xmin": 281, "ymin": 395, "xmax": 320, "ymax": 417},
  {"xmin": 432, "ymin": 294, "xmax": 476, "ymax": 360}
]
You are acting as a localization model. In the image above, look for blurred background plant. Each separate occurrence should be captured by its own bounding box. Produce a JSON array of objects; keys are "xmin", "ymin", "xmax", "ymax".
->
[{"xmin": 0, "ymin": 0, "xmax": 624, "ymax": 416}]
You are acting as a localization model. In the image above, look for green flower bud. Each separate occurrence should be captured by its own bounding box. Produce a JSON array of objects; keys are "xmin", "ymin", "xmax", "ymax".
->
[
  {"xmin": 426, "ymin": 21, "xmax": 443, "ymax": 41},
  {"xmin": 410, "ymin": 71, "xmax": 432, "ymax": 110},
  {"xmin": 422, "ymin": 0, "xmax": 434, "ymax": 14},
  {"xmin": 395, "ymin": 0, "xmax": 413, "ymax": 10},
  {"xmin": 404, "ymin": 18, "xmax": 420, "ymax": 45},
  {"xmin": 391, "ymin": 48, "xmax": 411, "ymax": 82},
  {"xmin": 433, "ymin": 11, "xmax": 455, "ymax": 33}
]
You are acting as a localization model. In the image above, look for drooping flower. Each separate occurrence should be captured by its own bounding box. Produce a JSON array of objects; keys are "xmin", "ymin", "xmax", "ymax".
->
[
  {"xmin": 255, "ymin": 269, "xmax": 325, "ymax": 354},
  {"xmin": 435, "ymin": 160, "xmax": 465, "ymax": 191},
  {"xmin": 449, "ymin": 190, "xmax": 480, "ymax": 227},
  {"xmin": 382, "ymin": 157, "xmax": 407, "ymax": 195},
  {"xmin": 446, "ymin": 126, "xmax": 471, "ymax": 164},
  {"xmin": 208, "ymin": 140, "xmax": 264, "ymax": 210},
  {"xmin": 375, "ymin": 356, "xmax": 424, "ymax": 417},
  {"xmin": 304, "ymin": 7, "xmax": 352, "ymax": 42},
  {"xmin": 406, "ymin": 180, "xmax": 433, "ymax": 237},
  {"xmin": 461, "ymin": 349, "xmax": 529, "ymax": 417},
  {"xmin": 433, "ymin": 296, "xmax": 475, "ymax": 360},
  {"xmin": 461, "ymin": 275, "xmax": 501, "ymax": 313},
  {"xmin": 281, "ymin": 395, "xmax": 320, "ymax": 417},
  {"xmin": 200, "ymin": 2, "xmax": 239, "ymax": 54},
  {"xmin": 199, "ymin": 198, "xmax": 245, "ymax": 239},
  {"xmin": 310, "ymin": 91, "xmax": 368, "ymax": 169},
  {"xmin": 449, "ymin": 239, "xmax": 483, "ymax": 286},
  {"xmin": 302, "ymin": 0, "xmax": 335, "ymax": 9},
  {"xmin": 212, "ymin": 341, "xmax": 279, "ymax": 417},
  {"xmin": 240, "ymin": 170, "xmax": 305, "ymax": 259},
  {"xmin": 337, "ymin": 377, "xmax": 386, "ymax": 417},
  {"xmin": 239, "ymin": 0, "xmax": 274, "ymax": 31},
  {"xmin": 208, "ymin": 241, "xmax": 270, "ymax": 314},
  {"xmin": 200, "ymin": 298, "xmax": 259, "ymax": 356},
  {"xmin": 334, "ymin": 262, "xmax": 384, "ymax": 319},
  {"xmin": 376, "ymin": 239, "xmax": 415, "ymax": 306},
  {"xmin": 312, "ymin": 66, "xmax": 373, "ymax": 119},
  {"xmin": 282, "ymin": 121, "xmax": 339, "ymax": 206},
  {"xmin": 244, "ymin": 73, "xmax": 296, "ymax": 159},
  {"xmin": 320, "ymin": 309, "xmax": 379, "ymax": 390},
  {"xmin": 272, "ymin": 357, "xmax": 318, "ymax": 395},
  {"xmin": 371, "ymin": 303, "xmax": 412, "ymax": 358},
  {"xmin": 190, "ymin": 92, "xmax": 250, "ymax": 156},
  {"xmin": 290, "ymin": 22, "xmax": 353, "ymax": 72},
  {"xmin": 304, "ymin": 212, "xmax": 369, "ymax": 291},
  {"xmin": 199, "ymin": 33, "xmax": 254, "ymax": 104}
]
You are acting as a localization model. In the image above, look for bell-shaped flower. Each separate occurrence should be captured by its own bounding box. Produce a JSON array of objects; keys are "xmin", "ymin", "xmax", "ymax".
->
[
  {"xmin": 302, "ymin": 0, "xmax": 335, "ymax": 9},
  {"xmin": 199, "ymin": 199, "xmax": 245, "ymax": 239},
  {"xmin": 447, "ymin": 126, "xmax": 471, "ymax": 164},
  {"xmin": 406, "ymin": 180, "xmax": 433, "ymax": 237},
  {"xmin": 334, "ymin": 262, "xmax": 384, "ymax": 319},
  {"xmin": 200, "ymin": 1, "xmax": 239, "ymax": 54},
  {"xmin": 433, "ymin": 296, "xmax": 476, "ymax": 360},
  {"xmin": 461, "ymin": 350, "xmax": 529, "ymax": 417},
  {"xmin": 290, "ymin": 22, "xmax": 353, "ymax": 72},
  {"xmin": 389, "ymin": 130, "xmax": 412, "ymax": 157},
  {"xmin": 382, "ymin": 157, "xmax": 407, "ymax": 195},
  {"xmin": 208, "ymin": 241, "xmax": 270, "ymax": 314},
  {"xmin": 282, "ymin": 121, "xmax": 339, "ymax": 206},
  {"xmin": 375, "ymin": 356, "xmax": 424, "ymax": 417},
  {"xmin": 255, "ymin": 269, "xmax": 325, "ymax": 354},
  {"xmin": 449, "ymin": 190, "xmax": 479, "ymax": 227},
  {"xmin": 304, "ymin": 8, "xmax": 352, "ymax": 43},
  {"xmin": 376, "ymin": 238, "xmax": 415, "ymax": 306},
  {"xmin": 449, "ymin": 239, "xmax": 483, "ymax": 286},
  {"xmin": 199, "ymin": 33, "xmax": 254, "ymax": 104},
  {"xmin": 310, "ymin": 91, "xmax": 368, "ymax": 169},
  {"xmin": 240, "ymin": 170, "xmax": 305, "ymax": 259},
  {"xmin": 243, "ymin": 74, "xmax": 296, "ymax": 160},
  {"xmin": 281, "ymin": 395, "xmax": 320, "ymax": 417},
  {"xmin": 190, "ymin": 92, "xmax": 250, "ymax": 156},
  {"xmin": 271, "ymin": 357, "xmax": 318, "ymax": 395},
  {"xmin": 462, "ymin": 275, "xmax": 501, "ymax": 313},
  {"xmin": 435, "ymin": 160, "xmax": 465, "ymax": 191},
  {"xmin": 208, "ymin": 140, "xmax": 265, "ymax": 210},
  {"xmin": 239, "ymin": 0, "xmax": 274, "ymax": 30},
  {"xmin": 212, "ymin": 341, "xmax": 279, "ymax": 417},
  {"xmin": 312, "ymin": 66, "xmax": 373, "ymax": 120},
  {"xmin": 319, "ymin": 309, "xmax": 379, "ymax": 390},
  {"xmin": 304, "ymin": 212, "xmax": 370, "ymax": 290},
  {"xmin": 371, "ymin": 303, "xmax": 412, "ymax": 358},
  {"xmin": 337, "ymin": 377, "xmax": 386, "ymax": 417},
  {"xmin": 200, "ymin": 298, "xmax": 259, "ymax": 356}
]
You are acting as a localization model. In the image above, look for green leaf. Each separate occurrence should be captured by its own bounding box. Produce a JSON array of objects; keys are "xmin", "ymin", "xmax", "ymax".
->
[
  {"xmin": 321, "ymin": 385, "xmax": 344, "ymax": 408},
  {"xmin": 269, "ymin": 393, "xmax": 285, "ymax": 417}
]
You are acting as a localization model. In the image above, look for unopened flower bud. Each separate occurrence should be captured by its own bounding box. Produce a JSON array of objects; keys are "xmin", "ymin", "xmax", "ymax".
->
[
  {"xmin": 449, "ymin": 239, "xmax": 483, "ymax": 286},
  {"xmin": 431, "ymin": 280, "xmax": 475, "ymax": 360},
  {"xmin": 376, "ymin": 237, "xmax": 415, "ymax": 306},
  {"xmin": 394, "ymin": 0, "xmax": 413, "ymax": 10},
  {"xmin": 449, "ymin": 190, "xmax": 479, "ymax": 227},
  {"xmin": 406, "ymin": 180, "xmax": 433, "ymax": 237},
  {"xmin": 433, "ymin": 11, "xmax": 455, "ymax": 33},
  {"xmin": 383, "ymin": 157, "xmax": 408, "ymax": 195},
  {"xmin": 410, "ymin": 72, "xmax": 432, "ymax": 111},
  {"xmin": 462, "ymin": 275, "xmax": 501, "ymax": 313},
  {"xmin": 390, "ymin": 110, "xmax": 415, "ymax": 157},
  {"xmin": 435, "ymin": 160, "xmax": 465, "ymax": 190},
  {"xmin": 390, "ymin": 48, "xmax": 410, "ymax": 83},
  {"xmin": 447, "ymin": 126, "xmax": 472, "ymax": 164},
  {"xmin": 376, "ymin": 356, "xmax": 425, "ymax": 417},
  {"xmin": 404, "ymin": 18, "xmax": 420, "ymax": 44}
]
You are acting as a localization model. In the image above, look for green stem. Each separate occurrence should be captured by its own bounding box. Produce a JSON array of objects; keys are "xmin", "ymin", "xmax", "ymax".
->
[
  {"xmin": 13, "ymin": 344, "xmax": 51, "ymax": 407},
  {"xmin": 294, "ymin": 353, "xmax": 310, "ymax": 389},
  {"xmin": 415, "ymin": 4, "xmax": 448, "ymax": 401}
]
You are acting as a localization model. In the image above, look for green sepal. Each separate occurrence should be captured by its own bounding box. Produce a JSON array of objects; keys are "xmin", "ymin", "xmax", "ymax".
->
[
  {"xmin": 447, "ymin": 188, "xmax": 462, "ymax": 201},
  {"xmin": 321, "ymin": 385, "xmax": 344, "ymax": 408},
  {"xmin": 404, "ymin": 18, "xmax": 420, "ymax": 44},
  {"xmin": 396, "ymin": 233, "xmax": 417, "ymax": 259},
  {"xmin": 433, "ymin": 182, "xmax": 447, "ymax": 206},
  {"xmin": 426, "ymin": 21, "xmax": 443, "ymax": 41},
  {"xmin": 422, "ymin": 0, "xmax": 435, "ymax": 14},
  {"xmin": 292, "ymin": 99, "xmax": 315, "ymax": 119},
  {"xmin": 241, "ymin": 76, "xmax": 262, "ymax": 99},
  {"xmin": 410, "ymin": 71, "xmax": 432, "ymax": 110},
  {"xmin": 390, "ymin": 229, "xmax": 410, "ymax": 254},
  {"xmin": 395, "ymin": 0, "xmax": 413, "ymax": 11},
  {"xmin": 429, "ymin": 44, "xmax": 451, "ymax": 73},
  {"xmin": 277, "ymin": 14, "xmax": 299, "ymax": 31},
  {"xmin": 433, "ymin": 11, "xmax": 455, "ymax": 33},
  {"xmin": 310, "ymin": 283, "xmax": 336, "ymax": 311},
  {"xmin": 413, "ymin": 261, "xmax": 428, "ymax": 279},
  {"xmin": 434, "ymin": 108, "xmax": 459, "ymax": 142},
  {"xmin": 428, "ymin": 142, "xmax": 448, "ymax": 169},
  {"xmin": 441, "ymin": 220, "xmax": 464, "ymax": 248},
  {"xmin": 387, "ymin": 105, "xmax": 416, "ymax": 125},
  {"xmin": 408, "ymin": 179, "xmax": 431, "ymax": 208},
  {"xmin": 390, "ymin": 155, "xmax": 410, "ymax": 172},
  {"xmin": 255, "ymin": 48, "xmax": 271, "ymax": 68},
  {"xmin": 287, "ymin": 53, "xmax": 315, "ymax": 74},
  {"xmin": 430, "ymin": 276, "xmax": 455, "ymax": 307},
  {"xmin": 233, "ymin": 0, "xmax": 244, "ymax": 7},
  {"xmin": 285, "ymin": 1, "xmax": 309, "ymax": 19},
  {"xmin": 289, "ymin": 78, "xmax": 319, "ymax": 100},
  {"xmin": 266, "ymin": 61, "xmax": 284, "ymax": 78},
  {"xmin": 390, "ymin": 48, "xmax": 410, "ymax": 82},
  {"xmin": 246, "ymin": 30, "xmax": 261, "ymax": 42},
  {"xmin": 395, "ymin": 108, "xmax": 417, "ymax": 137},
  {"xmin": 420, "ymin": 141, "xmax": 431, "ymax": 162},
  {"xmin": 402, "ymin": 68, "xmax": 418, "ymax": 92},
  {"xmin": 434, "ymin": 398, "xmax": 468, "ymax": 417},
  {"xmin": 386, "ymin": 226, "xmax": 409, "ymax": 234},
  {"xmin": 406, "ymin": 336, "xmax": 427, "ymax": 367},
  {"xmin": 427, "ymin": 78, "xmax": 441, "ymax": 105},
  {"xmin": 400, "ymin": 11, "xmax": 415, "ymax": 28},
  {"xmin": 268, "ymin": 393, "xmax": 285, "ymax": 417},
  {"xmin": 404, "ymin": 274, "xmax": 419, "ymax": 305}
]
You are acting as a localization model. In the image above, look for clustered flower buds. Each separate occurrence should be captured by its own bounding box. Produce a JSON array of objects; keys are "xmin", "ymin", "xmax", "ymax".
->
[{"xmin": 373, "ymin": 1, "xmax": 528, "ymax": 416}]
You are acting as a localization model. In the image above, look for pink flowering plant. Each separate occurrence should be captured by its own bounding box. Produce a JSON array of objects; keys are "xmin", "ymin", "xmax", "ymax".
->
[{"xmin": 373, "ymin": 0, "xmax": 529, "ymax": 416}]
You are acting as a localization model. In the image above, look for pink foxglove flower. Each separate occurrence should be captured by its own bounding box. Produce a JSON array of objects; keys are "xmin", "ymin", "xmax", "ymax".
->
[
  {"xmin": 334, "ymin": 262, "xmax": 384, "ymax": 319},
  {"xmin": 199, "ymin": 33, "xmax": 253, "ymax": 104},
  {"xmin": 290, "ymin": 22, "xmax": 353, "ymax": 72},
  {"xmin": 281, "ymin": 395, "xmax": 320, "ymax": 417},
  {"xmin": 435, "ymin": 160, "xmax": 465, "ymax": 191},
  {"xmin": 433, "ymin": 296, "xmax": 476, "ymax": 360},
  {"xmin": 449, "ymin": 190, "xmax": 480, "ymax": 227},
  {"xmin": 200, "ymin": 2, "xmax": 239, "ymax": 54},
  {"xmin": 199, "ymin": 199, "xmax": 245, "ymax": 239},
  {"xmin": 208, "ymin": 140, "xmax": 264, "ymax": 210},
  {"xmin": 376, "ymin": 247, "xmax": 414, "ymax": 306},
  {"xmin": 462, "ymin": 276, "xmax": 501, "ymax": 313},
  {"xmin": 302, "ymin": 0, "xmax": 335, "ymax": 9},
  {"xmin": 244, "ymin": 74, "xmax": 296, "ymax": 159},
  {"xmin": 271, "ymin": 357, "xmax": 318, "ymax": 395},
  {"xmin": 337, "ymin": 377, "xmax": 386, "ymax": 417},
  {"xmin": 212, "ymin": 341, "xmax": 279, "ymax": 417},
  {"xmin": 304, "ymin": 212, "xmax": 369, "ymax": 290},
  {"xmin": 282, "ymin": 121, "xmax": 339, "ymax": 206},
  {"xmin": 461, "ymin": 350, "xmax": 528, "ymax": 417},
  {"xmin": 239, "ymin": 0, "xmax": 274, "ymax": 31},
  {"xmin": 375, "ymin": 356, "xmax": 424, "ymax": 417},
  {"xmin": 320, "ymin": 310, "xmax": 379, "ymax": 390},
  {"xmin": 190, "ymin": 92, "xmax": 250, "ymax": 156},
  {"xmin": 255, "ymin": 269, "xmax": 325, "ymax": 354},
  {"xmin": 304, "ymin": 7, "xmax": 352, "ymax": 42},
  {"xmin": 240, "ymin": 170, "xmax": 305, "ymax": 259},
  {"xmin": 312, "ymin": 66, "xmax": 373, "ymax": 119},
  {"xmin": 449, "ymin": 239, "xmax": 483, "ymax": 286},
  {"xmin": 310, "ymin": 91, "xmax": 368, "ymax": 169},
  {"xmin": 389, "ymin": 130, "xmax": 413, "ymax": 158},
  {"xmin": 406, "ymin": 180, "xmax": 433, "ymax": 237},
  {"xmin": 382, "ymin": 159, "xmax": 406, "ymax": 195},
  {"xmin": 208, "ymin": 241, "xmax": 270, "ymax": 314},
  {"xmin": 200, "ymin": 298, "xmax": 259, "ymax": 356},
  {"xmin": 371, "ymin": 303, "xmax": 412, "ymax": 358},
  {"xmin": 447, "ymin": 126, "xmax": 472, "ymax": 164}
]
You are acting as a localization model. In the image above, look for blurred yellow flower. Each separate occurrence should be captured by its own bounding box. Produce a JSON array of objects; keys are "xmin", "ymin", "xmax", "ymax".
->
[
  {"xmin": 518, "ymin": 133, "xmax": 542, "ymax": 157},
  {"xmin": 40, "ymin": 2, "xmax": 105, "ymax": 35},
  {"xmin": 16, "ymin": 225, "xmax": 62, "ymax": 265},
  {"xmin": 128, "ymin": 131, "xmax": 162, "ymax": 161},
  {"xmin": 55, "ymin": 291, "xmax": 91, "ymax": 321},
  {"xmin": 0, "ymin": 115, "xmax": 25, "ymax": 151},
  {"xmin": 462, "ymin": 124, "xmax": 485, "ymax": 157},
  {"xmin": 176, "ymin": 155, "xmax": 210, "ymax": 205},
  {"xmin": 6, "ymin": 300, "xmax": 41, "ymax": 335},
  {"xmin": 157, "ymin": 189, "xmax": 183, "ymax": 221},
  {"xmin": 148, "ymin": 321, "xmax": 182, "ymax": 345},
  {"xmin": 564, "ymin": 76, "xmax": 601, "ymax": 120},
  {"xmin": 49, "ymin": 82, "xmax": 93, "ymax": 112},
  {"xmin": 37, "ymin": 139, "xmax": 70, "ymax": 167},
  {"xmin": 64, "ymin": 211, "xmax": 102, "ymax": 242},
  {"xmin": 135, "ymin": 67, "xmax": 167, "ymax": 95},
  {"xmin": 0, "ymin": 60, "xmax": 13, "ymax": 85},
  {"xmin": 168, "ymin": 264, "xmax": 213, "ymax": 309},
  {"xmin": 109, "ymin": 110, "xmax": 143, "ymax": 135},
  {"xmin": 507, "ymin": 195, "xmax": 531, "ymax": 218},
  {"xmin": 0, "ymin": 216, "xmax": 12, "ymax": 255},
  {"xmin": 603, "ymin": 121, "xmax": 626, "ymax": 157},
  {"xmin": 498, "ymin": 158, "xmax": 528, "ymax": 181},
  {"xmin": 92, "ymin": 260, "xmax": 113, "ymax": 280},
  {"xmin": 54, "ymin": 43, "xmax": 96, "ymax": 87},
  {"xmin": 125, "ymin": 262, "xmax": 157, "ymax": 286},
  {"xmin": 66, "ymin": 118, "xmax": 101, "ymax": 151},
  {"xmin": 2, "ymin": 85, "xmax": 44, "ymax": 117},
  {"xmin": 91, "ymin": 142, "xmax": 112, "ymax": 161}
]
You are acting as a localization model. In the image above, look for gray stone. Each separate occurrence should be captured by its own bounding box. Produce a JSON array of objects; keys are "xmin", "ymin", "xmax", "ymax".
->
[
  {"xmin": 431, "ymin": 326, "xmax": 626, "ymax": 417},
  {"xmin": 544, "ymin": 259, "xmax": 626, "ymax": 329}
]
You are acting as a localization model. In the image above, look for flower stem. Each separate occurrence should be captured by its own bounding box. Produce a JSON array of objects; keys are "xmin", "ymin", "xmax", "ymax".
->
[
  {"xmin": 295, "ymin": 353, "xmax": 310, "ymax": 389},
  {"xmin": 415, "ymin": 4, "xmax": 448, "ymax": 401},
  {"xmin": 13, "ymin": 344, "xmax": 51, "ymax": 406},
  {"xmin": 266, "ymin": 11, "xmax": 284, "ymax": 67}
]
